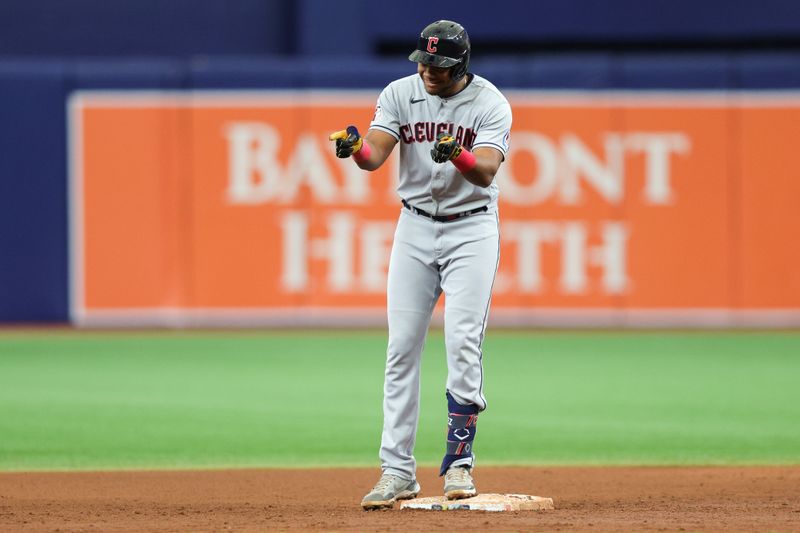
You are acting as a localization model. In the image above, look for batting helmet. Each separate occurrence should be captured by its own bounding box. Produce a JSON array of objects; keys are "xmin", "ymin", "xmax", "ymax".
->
[{"xmin": 408, "ymin": 20, "xmax": 471, "ymax": 81}]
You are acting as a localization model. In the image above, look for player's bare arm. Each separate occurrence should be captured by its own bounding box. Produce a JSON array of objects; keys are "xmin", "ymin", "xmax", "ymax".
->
[
  {"xmin": 466, "ymin": 147, "xmax": 504, "ymax": 187},
  {"xmin": 357, "ymin": 129, "xmax": 398, "ymax": 171},
  {"xmin": 328, "ymin": 126, "xmax": 397, "ymax": 171}
]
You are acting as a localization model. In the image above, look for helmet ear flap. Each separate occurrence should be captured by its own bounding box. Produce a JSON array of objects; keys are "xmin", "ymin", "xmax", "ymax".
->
[{"xmin": 451, "ymin": 56, "xmax": 469, "ymax": 81}]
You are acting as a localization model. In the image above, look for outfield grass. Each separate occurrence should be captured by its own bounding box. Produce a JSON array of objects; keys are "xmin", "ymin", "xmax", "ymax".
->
[{"xmin": 0, "ymin": 330, "xmax": 798, "ymax": 471}]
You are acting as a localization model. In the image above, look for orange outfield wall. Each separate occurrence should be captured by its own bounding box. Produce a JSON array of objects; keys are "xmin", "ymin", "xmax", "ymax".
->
[{"xmin": 69, "ymin": 92, "xmax": 800, "ymax": 327}]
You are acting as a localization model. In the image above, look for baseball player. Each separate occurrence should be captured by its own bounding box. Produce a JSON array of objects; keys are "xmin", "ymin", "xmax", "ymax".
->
[{"xmin": 329, "ymin": 20, "xmax": 512, "ymax": 510}]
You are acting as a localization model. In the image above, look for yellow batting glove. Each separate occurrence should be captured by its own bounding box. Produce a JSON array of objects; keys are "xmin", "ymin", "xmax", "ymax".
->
[
  {"xmin": 431, "ymin": 132, "xmax": 463, "ymax": 163},
  {"xmin": 329, "ymin": 126, "xmax": 363, "ymax": 158}
]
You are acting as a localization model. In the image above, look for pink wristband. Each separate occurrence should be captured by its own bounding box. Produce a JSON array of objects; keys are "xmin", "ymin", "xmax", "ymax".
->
[
  {"xmin": 452, "ymin": 148, "xmax": 477, "ymax": 174},
  {"xmin": 352, "ymin": 140, "xmax": 372, "ymax": 163}
]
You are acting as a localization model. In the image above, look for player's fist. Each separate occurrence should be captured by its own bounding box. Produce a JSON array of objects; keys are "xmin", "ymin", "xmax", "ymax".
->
[
  {"xmin": 329, "ymin": 125, "xmax": 364, "ymax": 158},
  {"xmin": 430, "ymin": 132, "xmax": 463, "ymax": 163}
]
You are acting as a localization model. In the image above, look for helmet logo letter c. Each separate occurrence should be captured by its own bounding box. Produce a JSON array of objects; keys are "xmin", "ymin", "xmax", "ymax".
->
[{"xmin": 426, "ymin": 36, "xmax": 439, "ymax": 53}]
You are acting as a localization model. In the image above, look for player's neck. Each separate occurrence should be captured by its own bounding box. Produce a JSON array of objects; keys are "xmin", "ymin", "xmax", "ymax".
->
[{"xmin": 439, "ymin": 74, "xmax": 471, "ymax": 99}]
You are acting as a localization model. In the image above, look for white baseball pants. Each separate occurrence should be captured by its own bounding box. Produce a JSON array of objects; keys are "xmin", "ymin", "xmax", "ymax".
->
[{"xmin": 380, "ymin": 206, "xmax": 500, "ymax": 480}]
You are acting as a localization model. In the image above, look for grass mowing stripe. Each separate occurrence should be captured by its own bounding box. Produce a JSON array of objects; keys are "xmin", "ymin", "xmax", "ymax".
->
[
  {"xmin": 0, "ymin": 331, "xmax": 798, "ymax": 470},
  {"xmin": 0, "ymin": 333, "xmax": 387, "ymax": 470},
  {"xmin": 479, "ymin": 332, "xmax": 800, "ymax": 465}
]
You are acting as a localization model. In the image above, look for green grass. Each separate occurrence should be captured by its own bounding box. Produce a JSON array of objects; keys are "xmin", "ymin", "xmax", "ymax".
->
[{"xmin": 0, "ymin": 330, "xmax": 798, "ymax": 471}]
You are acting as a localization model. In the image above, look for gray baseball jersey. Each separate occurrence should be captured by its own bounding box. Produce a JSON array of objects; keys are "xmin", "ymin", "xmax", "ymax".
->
[
  {"xmin": 369, "ymin": 73, "xmax": 512, "ymax": 216},
  {"xmin": 365, "ymin": 72, "xmax": 512, "ymax": 483}
]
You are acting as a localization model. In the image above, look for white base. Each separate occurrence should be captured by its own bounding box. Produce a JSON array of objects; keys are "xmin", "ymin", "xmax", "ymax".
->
[{"xmin": 400, "ymin": 493, "xmax": 554, "ymax": 512}]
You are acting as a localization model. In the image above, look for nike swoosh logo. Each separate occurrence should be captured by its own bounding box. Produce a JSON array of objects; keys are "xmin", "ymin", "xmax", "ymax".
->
[{"xmin": 410, "ymin": 98, "xmax": 426, "ymax": 104}]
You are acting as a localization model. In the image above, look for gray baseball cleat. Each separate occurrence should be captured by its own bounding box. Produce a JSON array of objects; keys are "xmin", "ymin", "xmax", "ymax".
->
[
  {"xmin": 444, "ymin": 466, "xmax": 477, "ymax": 499},
  {"xmin": 361, "ymin": 472, "xmax": 421, "ymax": 510}
]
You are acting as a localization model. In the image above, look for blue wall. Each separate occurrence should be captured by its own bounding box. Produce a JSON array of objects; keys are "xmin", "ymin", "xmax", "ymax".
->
[
  {"xmin": 0, "ymin": 62, "xmax": 68, "ymax": 321},
  {"xmin": 2, "ymin": 0, "xmax": 800, "ymax": 57},
  {"xmin": 0, "ymin": 0, "xmax": 296, "ymax": 56},
  {"xmin": 361, "ymin": 0, "xmax": 800, "ymax": 43},
  {"xmin": 2, "ymin": 0, "xmax": 800, "ymax": 321}
]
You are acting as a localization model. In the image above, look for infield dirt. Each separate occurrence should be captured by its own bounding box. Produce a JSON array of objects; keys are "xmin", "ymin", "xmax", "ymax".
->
[{"xmin": 1, "ymin": 466, "xmax": 798, "ymax": 532}]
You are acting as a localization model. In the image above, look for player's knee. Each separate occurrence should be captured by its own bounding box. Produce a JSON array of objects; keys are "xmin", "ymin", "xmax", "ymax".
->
[
  {"xmin": 387, "ymin": 333, "xmax": 424, "ymax": 361},
  {"xmin": 444, "ymin": 324, "xmax": 481, "ymax": 359},
  {"xmin": 388, "ymin": 316, "xmax": 430, "ymax": 357}
]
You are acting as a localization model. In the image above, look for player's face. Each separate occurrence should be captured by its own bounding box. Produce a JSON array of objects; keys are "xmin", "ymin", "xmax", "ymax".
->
[{"xmin": 418, "ymin": 64, "xmax": 460, "ymax": 97}]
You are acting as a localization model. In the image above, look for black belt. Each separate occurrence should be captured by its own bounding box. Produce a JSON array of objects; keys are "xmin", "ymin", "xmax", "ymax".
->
[{"xmin": 402, "ymin": 199, "xmax": 488, "ymax": 222}]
